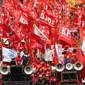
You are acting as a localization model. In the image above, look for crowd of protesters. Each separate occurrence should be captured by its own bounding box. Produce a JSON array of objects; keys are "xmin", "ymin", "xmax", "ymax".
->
[
  {"xmin": 0, "ymin": 30, "xmax": 78, "ymax": 85},
  {"xmin": 0, "ymin": 0, "xmax": 85, "ymax": 85}
]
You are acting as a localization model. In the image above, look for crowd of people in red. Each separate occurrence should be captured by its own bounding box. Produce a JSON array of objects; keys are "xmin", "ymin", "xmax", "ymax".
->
[{"xmin": 0, "ymin": 0, "xmax": 85, "ymax": 85}]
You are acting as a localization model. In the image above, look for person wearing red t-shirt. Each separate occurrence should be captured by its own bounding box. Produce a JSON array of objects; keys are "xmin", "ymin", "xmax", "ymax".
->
[{"xmin": 15, "ymin": 53, "xmax": 23, "ymax": 65}]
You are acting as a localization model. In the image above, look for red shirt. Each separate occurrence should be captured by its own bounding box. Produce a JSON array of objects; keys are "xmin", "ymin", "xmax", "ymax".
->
[
  {"xmin": 0, "ymin": 42, "xmax": 2, "ymax": 50},
  {"xmin": 64, "ymin": 52, "xmax": 72, "ymax": 59},
  {"xmin": 15, "ymin": 56, "xmax": 23, "ymax": 65},
  {"xmin": 31, "ymin": 74, "xmax": 38, "ymax": 83}
]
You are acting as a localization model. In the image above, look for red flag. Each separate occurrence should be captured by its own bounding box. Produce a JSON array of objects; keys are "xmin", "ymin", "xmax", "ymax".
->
[
  {"xmin": 53, "ymin": 46, "xmax": 58, "ymax": 65},
  {"xmin": 76, "ymin": 48, "xmax": 85, "ymax": 64},
  {"xmin": 64, "ymin": 4, "xmax": 70, "ymax": 27},
  {"xmin": 13, "ymin": 25, "xmax": 24, "ymax": 41},
  {"xmin": 34, "ymin": 24, "xmax": 50, "ymax": 44},
  {"xmin": 39, "ymin": 10, "xmax": 55, "ymax": 28},
  {"xmin": 3, "ymin": 24, "xmax": 10, "ymax": 38},
  {"xmin": 59, "ymin": 26, "xmax": 72, "ymax": 45},
  {"xmin": 73, "ymin": 13, "xmax": 78, "ymax": 26},
  {"xmin": 28, "ymin": 37, "xmax": 45, "ymax": 53},
  {"xmin": 15, "ymin": 12, "xmax": 28, "ymax": 25}
]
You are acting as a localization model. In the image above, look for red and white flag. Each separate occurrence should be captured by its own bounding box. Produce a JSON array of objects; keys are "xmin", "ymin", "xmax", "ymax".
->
[
  {"xmin": 39, "ymin": 10, "xmax": 55, "ymax": 27},
  {"xmin": 34, "ymin": 24, "xmax": 50, "ymax": 44},
  {"xmin": 59, "ymin": 26, "xmax": 72, "ymax": 45},
  {"xmin": 16, "ymin": 12, "xmax": 28, "ymax": 25}
]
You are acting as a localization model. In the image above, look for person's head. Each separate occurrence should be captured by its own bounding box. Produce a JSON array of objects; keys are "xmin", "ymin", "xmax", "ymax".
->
[
  {"xmin": 42, "ymin": 74, "xmax": 46, "ymax": 79},
  {"xmin": 39, "ymin": 69, "xmax": 43, "ymax": 74},
  {"xmin": 73, "ymin": 48, "xmax": 77, "ymax": 53},
  {"xmin": 12, "ymin": 58, "xmax": 15, "ymax": 61},
  {"xmin": 24, "ymin": 49, "xmax": 28, "ymax": 54}
]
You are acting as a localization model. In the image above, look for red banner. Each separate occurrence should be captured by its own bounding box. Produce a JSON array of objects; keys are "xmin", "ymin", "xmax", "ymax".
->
[
  {"xmin": 39, "ymin": 10, "xmax": 55, "ymax": 27},
  {"xmin": 59, "ymin": 26, "xmax": 72, "ymax": 45}
]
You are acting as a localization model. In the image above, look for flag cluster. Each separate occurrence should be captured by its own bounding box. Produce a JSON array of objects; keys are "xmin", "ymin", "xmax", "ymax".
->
[{"xmin": 0, "ymin": 0, "xmax": 85, "ymax": 65}]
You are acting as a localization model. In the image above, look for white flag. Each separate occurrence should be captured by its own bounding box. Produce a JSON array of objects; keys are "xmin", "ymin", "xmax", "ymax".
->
[
  {"xmin": 81, "ymin": 37, "xmax": 85, "ymax": 55},
  {"xmin": 2, "ymin": 47, "xmax": 17, "ymax": 62},
  {"xmin": 44, "ymin": 48, "xmax": 54, "ymax": 61}
]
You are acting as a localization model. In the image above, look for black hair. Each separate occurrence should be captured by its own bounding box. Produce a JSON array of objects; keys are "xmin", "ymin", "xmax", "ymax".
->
[
  {"xmin": 73, "ymin": 48, "xmax": 77, "ymax": 53},
  {"xmin": 20, "ymin": 0, "xmax": 23, "ymax": 4}
]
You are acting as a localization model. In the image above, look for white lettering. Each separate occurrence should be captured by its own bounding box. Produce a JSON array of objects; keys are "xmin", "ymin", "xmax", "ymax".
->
[
  {"xmin": 82, "ymin": 21, "xmax": 85, "ymax": 28},
  {"xmin": 40, "ymin": 10, "xmax": 45, "ymax": 19},
  {"xmin": 48, "ymin": 17, "xmax": 51, "ymax": 24},
  {"xmin": 40, "ymin": 10, "xmax": 55, "ymax": 26},
  {"xmin": 66, "ymin": 29, "xmax": 70, "ymax": 37},
  {"xmin": 62, "ymin": 27, "xmax": 66, "ymax": 35},
  {"xmin": 20, "ymin": 16, "xmax": 28, "ymax": 24}
]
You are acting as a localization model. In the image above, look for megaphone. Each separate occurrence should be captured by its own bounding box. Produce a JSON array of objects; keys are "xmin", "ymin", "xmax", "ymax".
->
[
  {"xmin": 56, "ymin": 63, "xmax": 64, "ymax": 72},
  {"xmin": 24, "ymin": 66, "xmax": 36, "ymax": 75},
  {"xmin": 0, "ymin": 66, "xmax": 10, "ymax": 75},
  {"xmin": 66, "ymin": 63, "xmax": 73, "ymax": 70},
  {"xmin": 74, "ymin": 62, "xmax": 83, "ymax": 71}
]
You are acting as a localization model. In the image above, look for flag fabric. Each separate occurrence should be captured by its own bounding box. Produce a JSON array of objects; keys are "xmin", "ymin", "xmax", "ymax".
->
[
  {"xmin": 53, "ymin": 45, "xmax": 58, "ymax": 65},
  {"xmin": 34, "ymin": 24, "xmax": 50, "ymax": 44},
  {"xmin": 1, "ymin": 0, "xmax": 85, "ymax": 68},
  {"xmin": 39, "ymin": 23, "xmax": 50, "ymax": 40},
  {"xmin": 59, "ymin": 26, "xmax": 72, "ymax": 45},
  {"xmin": 3, "ymin": 24, "xmax": 10, "ymax": 38},
  {"xmin": 55, "ymin": 44, "xmax": 64, "ymax": 64},
  {"xmin": 28, "ymin": 32, "xmax": 45, "ymax": 53},
  {"xmin": 80, "ymin": 13, "xmax": 85, "ymax": 54},
  {"xmin": 39, "ymin": 10, "xmax": 55, "ymax": 28},
  {"xmin": 81, "ymin": 37, "xmax": 85, "ymax": 55},
  {"xmin": 2, "ymin": 47, "xmax": 17, "ymax": 62},
  {"xmin": 76, "ymin": 47, "xmax": 85, "ymax": 64},
  {"xmin": 65, "ymin": 4, "xmax": 70, "ymax": 27},
  {"xmin": 16, "ymin": 13, "xmax": 28, "ymax": 25},
  {"xmin": 44, "ymin": 48, "xmax": 54, "ymax": 61},
  {"xmin": 13, "ymin": 24, "xmax": 24, "ymax": 41}
]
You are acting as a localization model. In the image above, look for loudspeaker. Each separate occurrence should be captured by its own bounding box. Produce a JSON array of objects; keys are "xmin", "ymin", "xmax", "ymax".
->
[
  {"xmin": 2, "ymin": 66, "xmax": 31, "ymax": 84},
  {"xmin": 74, "ymin": 62, "xmax": 83, "ymax": 71},
  {"xmin": 66, "ymin": 63, "xmax": 73, "ymax": 70},
  {"xmin": 0, "ymin": 66, "xmax": 10, "ymax": 75},
  {"xmin": 62, "ymin": 71, "xmax": 77, "ymax": 82},
  {"xmin": 56, "ymin": 63, "xmax": 64, "ymax": 72}
]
